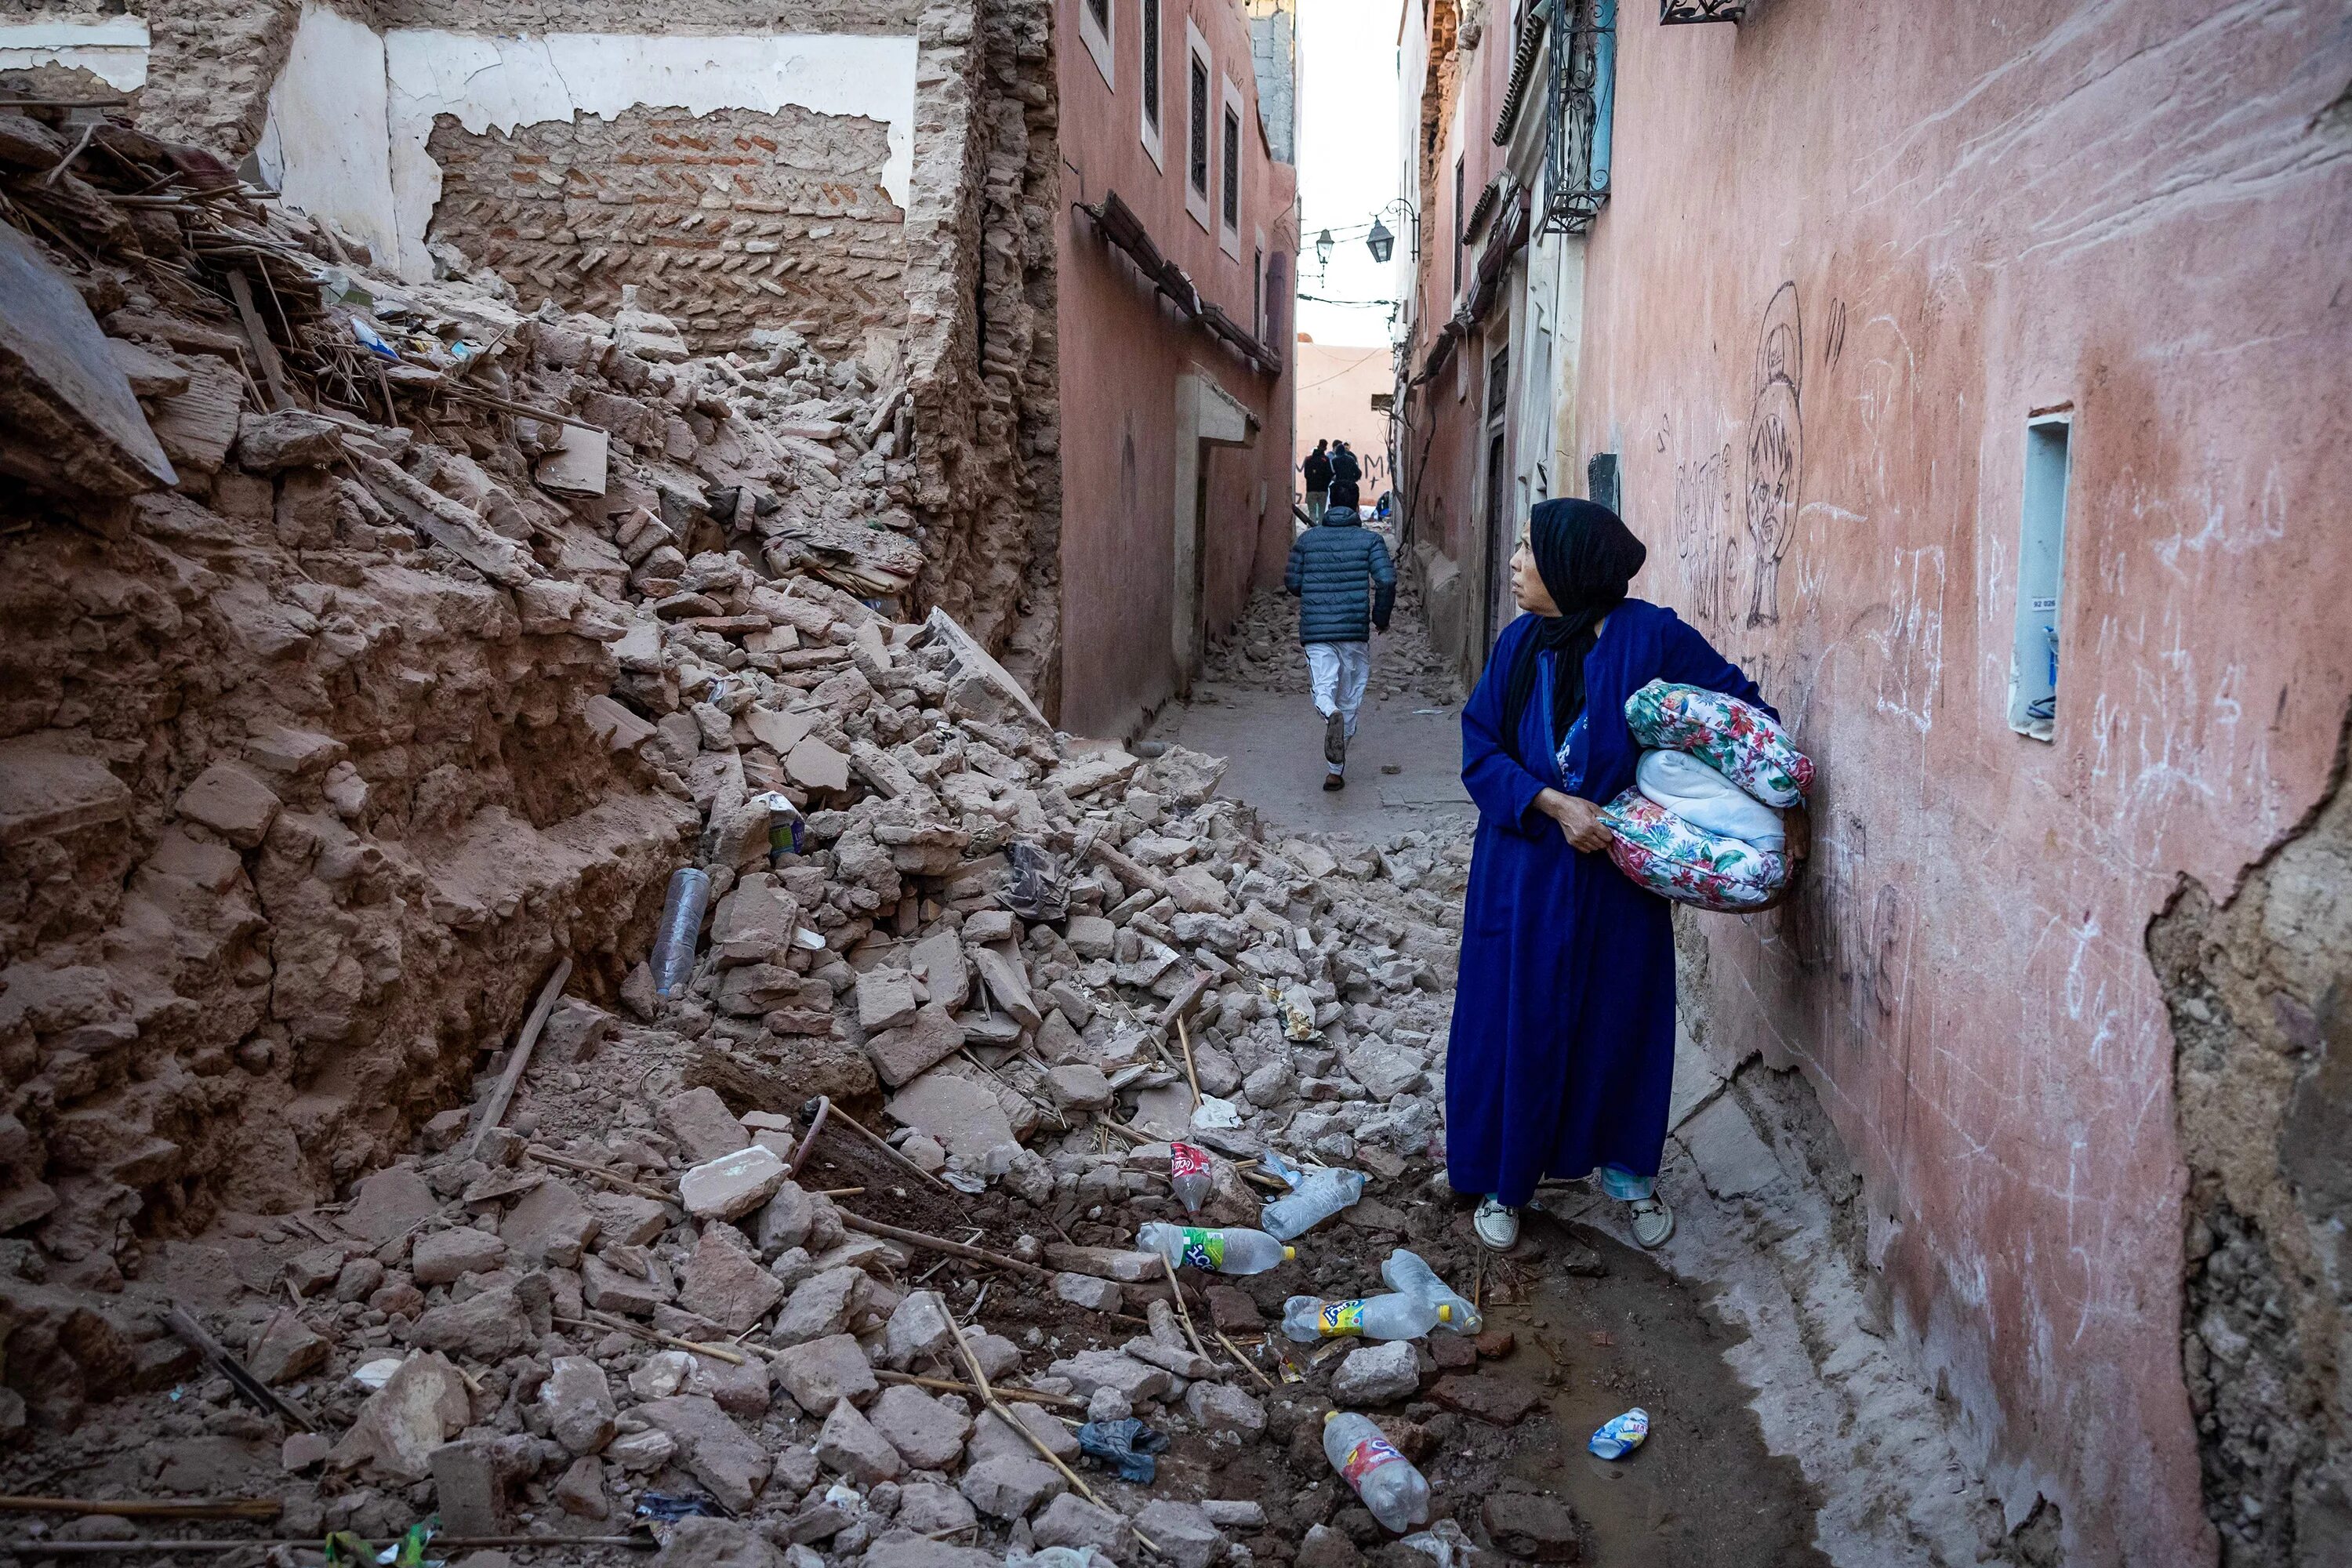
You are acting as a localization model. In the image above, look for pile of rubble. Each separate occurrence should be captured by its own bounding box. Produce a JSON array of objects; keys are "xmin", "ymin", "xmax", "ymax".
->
[
  {"xmin": 0, "ymin": 98, "xmax": 1581, "ymax": 1568},
  {"xmin": 1196, "ymin": 577, "xmax": 1458, "ymax": 708}
]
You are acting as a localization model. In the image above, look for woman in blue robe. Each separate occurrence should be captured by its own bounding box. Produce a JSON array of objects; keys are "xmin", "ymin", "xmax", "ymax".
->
[{"xmin": 1444, "ymin": 499, "xmax": 1800, "ymax": 1250}]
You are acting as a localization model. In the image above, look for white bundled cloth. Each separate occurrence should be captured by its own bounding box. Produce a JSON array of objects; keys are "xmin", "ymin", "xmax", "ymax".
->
[{"xmin": 1635, "ymin": 750, "xmax": 1787, "ymax": 851}]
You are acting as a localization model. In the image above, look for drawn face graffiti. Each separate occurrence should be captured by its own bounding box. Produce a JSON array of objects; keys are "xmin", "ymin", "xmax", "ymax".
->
[{"xmin": 1742, "ymin": 282, "xmax": 1805, "ymax": 626}]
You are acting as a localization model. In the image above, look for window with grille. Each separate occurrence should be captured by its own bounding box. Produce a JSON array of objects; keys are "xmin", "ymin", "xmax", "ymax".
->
[
  {"xmin": 1190, "ymin": 57, "xmax": 1210, "ymax": 194},
  {"xmin": 1222, "ymin": 107, "xmax": 1240, "ymax": 229},
  {"xmin": 1143, "ymin": 0, "xmax": 1160, "ymax": 129}
]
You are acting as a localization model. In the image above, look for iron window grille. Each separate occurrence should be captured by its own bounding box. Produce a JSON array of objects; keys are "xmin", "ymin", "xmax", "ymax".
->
[
  {"xmin": 1143, "ymin": 0, "xmax": 1161, "ymax": 128},
  {"xmin": 1540, "ymin": 0, "xmax": 1612, "ymax": 235},
  {"xmin": 1659, "ymin": 0, "xmax": 1744, "ymax": 21},
  {"xmin": 1189, "ymin": 57, "xmax": 1210, "ymax": 193}
]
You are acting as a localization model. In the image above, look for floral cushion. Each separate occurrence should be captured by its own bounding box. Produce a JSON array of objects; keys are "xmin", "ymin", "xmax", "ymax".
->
[
  {"xmin": 1623, "ymin": 681, "xmax": 1813, "ymax": 807},
  {"xmin": 1600, "ymin": 789, "xmax": 1789, "ymax": 912}
]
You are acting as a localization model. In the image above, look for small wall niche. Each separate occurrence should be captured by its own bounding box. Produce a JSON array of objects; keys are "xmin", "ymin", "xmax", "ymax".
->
[{"xmin": 2008, "ymin": 415, "xmax": 2073, "ymax": 740}]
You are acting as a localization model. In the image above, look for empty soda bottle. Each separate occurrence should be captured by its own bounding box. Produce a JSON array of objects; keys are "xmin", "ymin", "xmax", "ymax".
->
[
  {"xmin": 1170, "ymin": 1142, "xmax": 1213, "ymax": 1214},
  {"xmin": 649, "ymin": 866, "xmax": 711, "ymax": 999},
  {"xmin": 1381, "ymin": 1248, "xmax": 1482, "ymax": 1334},
  {"xmin": 1323, "ymin": 1411, "xmax": 1431, "ymax": 1533},
  {"xmin": 1260, "ymin": 1167, "xmax": 1367, "ymax": 1240},
  {"xmin": 1280, "ymin": 1292, "xmax": 1452, "ymax": 1342},
  {"xmin": 1135, "ymin": 1223, "xmax": 1294, "ymax": 1276}
]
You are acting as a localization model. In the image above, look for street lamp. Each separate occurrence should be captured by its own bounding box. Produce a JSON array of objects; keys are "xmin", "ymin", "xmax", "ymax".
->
[
  {"xmin": 1366, "ymin": 217, "xmax": 1396, "ymax": 264},
  {"xmin": 1314, "ymin": 228, "xmax": 1334, "ymax": 268}
]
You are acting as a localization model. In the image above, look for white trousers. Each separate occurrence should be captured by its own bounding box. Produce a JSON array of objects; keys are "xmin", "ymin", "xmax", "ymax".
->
[{"xmin": 1305, "ymin": 641, "xmax": 1370, "ymax": 752}]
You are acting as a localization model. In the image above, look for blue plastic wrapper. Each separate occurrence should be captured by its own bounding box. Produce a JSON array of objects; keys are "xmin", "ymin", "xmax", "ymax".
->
[
  {"xmin": 1077, "ymin": 1417, "xmax": 1169, "ymax": 1483},
  {"xmin": 1587, "ymin": 1406, "xmax": 1650, "ymax": 1460},
  {"xmin": 637, "ymin": 1490, "xmax": 728, "ymax": 1522},
  {"xmin": 1259, "ymin": 1149, "xmax": 1308, "ymax": 1191}
]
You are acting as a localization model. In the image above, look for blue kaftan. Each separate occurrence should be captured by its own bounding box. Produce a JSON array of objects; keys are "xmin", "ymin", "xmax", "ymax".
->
[{"xmin": 1443, "ymin": 601, "xmax": 1772, "ymax": 1207}]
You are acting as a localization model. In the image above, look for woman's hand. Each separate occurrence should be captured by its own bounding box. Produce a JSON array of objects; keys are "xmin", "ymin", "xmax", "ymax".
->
[{"xmin": 1536, "ymin": 789, "xmax": 1614, "ymax": 853}]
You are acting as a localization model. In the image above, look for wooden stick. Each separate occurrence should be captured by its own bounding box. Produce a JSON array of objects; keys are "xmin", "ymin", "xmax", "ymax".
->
[
  {"xmin": 873, "ymin": 1369, "xmax": 1083, "ymax": 1411},
  {"xmin": 1161, "ymin": 1254, "xmax": 1214, "ymax": 1365},
  {"xmin": 436, "ymin": 386, "xmax": 608, "ymax": 434},
  {"xmin": 161, "ymin": 1309, "xmax": 316, "ymax": 1432},
  {"xmin": 940, "ymin": 1297, "xmax": 1156, "ymax": 1552},
  {"xmin": 1216, "ymin": 1329, "xmax": 1276, "ymax": 1389},
  {"xmin": 837, "ymin": 1213, "xmax": 1054, "ymax": 1281},
  {"xmin": 466, "ymin": 957, "xmax": 572, "ymax": 1160},
  {"xmin": 0, "ymin": 1499, "xmax": 279, "ymax": 1521},
  {"xmin": 556, "ymin": 1312, "xmax": 746, "ymax": 1366},
  {"xmin": 523, "ymin": 1145, "xmax": 672, "ymax": 1203},
  {"xmin": 224, "ymin": 269, "xmax": 293, "ymax": 411},
  {"xmin": 1083, "ymin": 837, "xmax": 1169, "ymax": 901},
  {"xmin": 1174, "ymin": 1016, "xmax": 1203, "ymax": 1103},
  {"xmin": 822, "ymin": 1105, "xmax": 956, "ymax": 1195}
]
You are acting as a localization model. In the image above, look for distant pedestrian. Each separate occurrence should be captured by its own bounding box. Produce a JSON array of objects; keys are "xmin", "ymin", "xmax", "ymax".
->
[
  {"xmin": 1329, "ymin": 441, "xmax": 1363, "ymax": 513},
  {"xmin": 1284, "ymin": 502, "xmax": 1396, "ymax": 790},
  {"xmin": 1302, "ymin": 440, "xmax": 1332, "ymax": 522}
]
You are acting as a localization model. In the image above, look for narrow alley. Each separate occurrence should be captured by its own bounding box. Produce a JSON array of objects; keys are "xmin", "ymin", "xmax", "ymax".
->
[{"xmin": 0, "ymin": 3, "xmax": 2346, "ymax": 1568}]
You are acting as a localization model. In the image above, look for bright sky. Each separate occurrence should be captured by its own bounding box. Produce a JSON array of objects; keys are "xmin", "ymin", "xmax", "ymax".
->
[{"xmin": 1293, "ymin": 0, "xmax": 1407, "ymax": 347}]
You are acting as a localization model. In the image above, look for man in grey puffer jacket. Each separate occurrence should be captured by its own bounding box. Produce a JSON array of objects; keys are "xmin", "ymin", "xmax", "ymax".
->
[{"xmin": 1283, "ymin": 504, "xmax": 1397, "ymax": 790}]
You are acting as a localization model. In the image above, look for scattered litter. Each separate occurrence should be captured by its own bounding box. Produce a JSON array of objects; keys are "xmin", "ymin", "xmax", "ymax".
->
[
  {"xmin": 1076, "ymin": 1417, "xmax": 1170, "ymax": 1483},
  {"xmin": 1323, "ymin": 1410, "xmax": 1432, "ymax": 1532},
  {"xmin": 1169, "ymin": 1142, "xmax": 1213, "ymax": 1212},
  {"xmin": 352, "ymin": 1358, "xmax": 405, "ymax": 1390},
  {"xmin": 1138, "ymin": 1222, "xmax": 1294, "ymax": 1275},
  {"xmin": 1190, "ymin": 1094, "xmax": 1243, "ymax": 1131},
  {"xmin": 1261, "ymin": 1166, "xmax": 1367, "ymax": 1240},
  {"xmin": 1588, "ymin": 1407, "xmax": 1651, "ymax": 1461},
  {"xmin": 635, "ymin": 1491, "xmax": 729, "ymax": 1523}
]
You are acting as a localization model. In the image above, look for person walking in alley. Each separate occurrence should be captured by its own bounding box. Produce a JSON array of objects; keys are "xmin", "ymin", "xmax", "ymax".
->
[
  {"xmin": 1446, "ymin": 499, "xmax": 1805, "ymax": 1251},
  {"xmin": 1303, "ymin": 439, "xmax": 1333, "ymax": 522},
  {"xmin": 1329, "ymin": 440, "xmax": 1363, "ymax": 514},
  {"xmin": 1285, "ymin": 501, "xmax": 1396, "ymax": 790}
]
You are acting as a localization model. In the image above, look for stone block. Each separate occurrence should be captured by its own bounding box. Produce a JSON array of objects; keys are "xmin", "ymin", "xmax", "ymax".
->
[
  {"xmin": 814, "ymin": 1397, "xmax": 903, "ymax": 1485},
  {"xmin": 1330, "ymin": 1341, "xmax": 1419, "ymax": 1406},
  {"xmin": 680, "ymin": 1145, "xmax": 788, "ymax": 1221},
  {"xmin": 866, "ymin": 1384, "xmax": 972, "ymax": 1469},
  {"xmin": 660, "ymin": 1087, "xmax": 751, "ymax": 1163},
  {"xmin": 769, "ymin": 1332, "xmax": 876, "ymax": 1416}
]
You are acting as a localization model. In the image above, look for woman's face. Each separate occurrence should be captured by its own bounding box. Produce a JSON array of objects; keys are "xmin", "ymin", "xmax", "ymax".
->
[{"xmin": 1512, "ymin": 535, "xmax": 1560, "ymax": 615}]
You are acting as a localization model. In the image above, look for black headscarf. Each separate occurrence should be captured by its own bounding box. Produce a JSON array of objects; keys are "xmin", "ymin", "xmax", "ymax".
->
[{"xmin": 1499, "ymin": 498, "xmax": 1648, "ymax": 764}]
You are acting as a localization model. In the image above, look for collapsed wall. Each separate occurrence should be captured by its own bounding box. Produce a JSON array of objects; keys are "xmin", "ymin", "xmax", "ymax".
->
[{"xmin": 2147, "ymin": 711, "xmax": 2352, "ymax": 1568}]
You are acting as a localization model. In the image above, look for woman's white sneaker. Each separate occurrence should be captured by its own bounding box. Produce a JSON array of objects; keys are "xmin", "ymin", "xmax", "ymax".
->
[
  {"xmin": 1629, "ymin": 1196, "xmax": 1675, "ymax": 1249},
  {"xmin": 1472, "ymin": 1196, "xmax": 1519, "ymax": 1250}
]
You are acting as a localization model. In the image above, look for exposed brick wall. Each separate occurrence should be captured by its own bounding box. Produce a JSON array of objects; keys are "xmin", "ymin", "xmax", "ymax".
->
[
  {"xmin": 423, "ymin": 103, "xmax": 909, "ymax": 356},
  {"xmin": 896, "ymin": 0, "xmax": 1063, "ymax": 716}
]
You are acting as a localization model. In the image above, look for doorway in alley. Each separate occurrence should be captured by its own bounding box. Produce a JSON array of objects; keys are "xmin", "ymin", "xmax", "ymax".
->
[{"xmin": 1479, "ymin": 343, "xmax": 1512, "ymax": 659}]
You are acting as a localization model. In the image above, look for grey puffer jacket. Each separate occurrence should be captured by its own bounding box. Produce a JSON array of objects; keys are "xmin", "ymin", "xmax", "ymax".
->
[{"xmin": 1284, "ymin": 509, "xmax": 1397, "ymax": 644}]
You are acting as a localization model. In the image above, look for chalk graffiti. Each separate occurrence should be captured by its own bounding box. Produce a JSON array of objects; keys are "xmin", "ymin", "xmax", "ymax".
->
[
  {"xmin": 1875, "ymin": 546, "xmax": 1946, "ymax": 734},
  {"xmin": 1743, "ymin": 281, "xmax": 1805, "ymax": 626},
  {"xmin": 1672, "ymin": 442, "xmax": 1735, "ymax": 626}
]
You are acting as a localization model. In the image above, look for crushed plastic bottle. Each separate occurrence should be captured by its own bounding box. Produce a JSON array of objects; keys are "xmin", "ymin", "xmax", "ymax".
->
[
  {"xmin": 1169, "ymin": 1142, "xmax": 1213, "ymax": 1214},
  {"xmin": 1282, "ymin": 1293, "xmax": 1452, "ymax": 1342},
  {"xmin": 1260, "ymin": 1166, "xmax": 1367, "ymax": 1240},
  {"xmin": 649, "ymin": 866, "xmax": 712, "ymax": 999},
  {"xmin": 1260, "ymin": 1149, "xmax": 1309, "ymax": 1190},
  {"xmin": 1588, "ymin": 1407, "xmax": 1650, "ymax": 1460},
  {"xmin": 1381, "ymin": 1248, "xmax": 1483, "ymax": 1334},
  {"xmin": 1137, "ymin": 1222, "xmax": 1294, "ymax": 1276},
  {"xmin": 1323, "ymin": 1410, "xmax": 1432, "ymax": 1533}
]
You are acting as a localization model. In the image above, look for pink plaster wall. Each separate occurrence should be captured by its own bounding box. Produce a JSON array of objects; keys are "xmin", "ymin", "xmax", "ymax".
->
[
  {"xmin": 1054, "ymin": 0, "xmax": 1299, "ymax": 738},
  {"xmin": 1571, "ymin": 4, "xmax": 2352, "ymax": 1561},
  {"xmin": 1294, "ymin": 339, "xmax": 1395, "ymax": 505},
  {"xmin": 1400, "ymin": 3, "xmax": 1513, "ymax": 639}
]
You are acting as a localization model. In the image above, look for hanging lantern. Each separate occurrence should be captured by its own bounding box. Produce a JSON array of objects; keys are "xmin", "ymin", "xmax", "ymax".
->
[
  {"xmin": 1367, "ymin": 218, "xmax": 1395, "ymax": 264},
  {"xmin": 1315, "ymin": 227, "xmax": 1334, "ymax": 267}
]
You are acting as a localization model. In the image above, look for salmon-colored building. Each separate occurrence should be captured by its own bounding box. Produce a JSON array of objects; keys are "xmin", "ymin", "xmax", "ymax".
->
[
  {"xmin": 1053, "ymin": 0, "xmax": 1300, "ymax": 736},
  {"xmin": 1395, "ymin": 2, "xmax": 2352, "ymax": 1563},
  {"xmin": 1294, "ymin": 337, "xmax": 1396, "ymax": 510}
]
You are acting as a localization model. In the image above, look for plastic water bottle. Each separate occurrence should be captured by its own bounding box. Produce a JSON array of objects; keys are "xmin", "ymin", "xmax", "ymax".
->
[
  {"xmin": 1323, "ymin": 1411, "xmax": 1431, "ymax": 1533},
  {"xmin": 1280, "ymin": 1293, "xmax": 1452, "ymax": 1342},
  {"xmin": 649, "ymin": 866, "xmax": 711, "ymax": 998},
  {"xmin": 1260, "ymin": 1167, "xmax": 1367, "ymax": 1240},
  {"xmin": 1136, "ymin": 1223, "xmax": 1294, "ymax": 1276},
  {"xmin": 1381, "ymin": 1249, "xmax": 1482, "ymax": 1334},
  {"xmin": 1170, "ymin": 1142, "xmax": 1213, "ymax": 1214}
]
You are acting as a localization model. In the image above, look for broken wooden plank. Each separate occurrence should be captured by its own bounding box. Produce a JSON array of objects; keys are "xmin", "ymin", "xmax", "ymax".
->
[
  {"xmin": 464, "ymin": 957, "xmax": 572, "ymax": 1159},
  {"xmin": 223, "ymin": 269, "xmax": 292, "ymax": 412}
]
